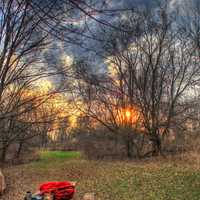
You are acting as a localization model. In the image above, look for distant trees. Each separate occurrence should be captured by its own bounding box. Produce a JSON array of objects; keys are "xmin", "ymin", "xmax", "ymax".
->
[
  {"xmin": 0, "ymin": 0, "xmax": 49, "ymax": 162},
  {"xmin": 73, "ymin": 3, "xmax": 200, "ymax": 158},
  {"xmin": 0, "ymin": 0, "xmax": 71, "ymax": 162},
  {"xmin": 1, "ymin": 0, "xmax": 200, "ymax": 161},
  {"xmin": 0, "ymin": 0, "xmax": 114, "ymax": 163}
]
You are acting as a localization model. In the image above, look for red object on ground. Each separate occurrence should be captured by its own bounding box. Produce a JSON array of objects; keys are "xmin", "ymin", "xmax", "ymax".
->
[{"xmin": 39, "ymin": 181, "xmax": 75, "ymax": 200}]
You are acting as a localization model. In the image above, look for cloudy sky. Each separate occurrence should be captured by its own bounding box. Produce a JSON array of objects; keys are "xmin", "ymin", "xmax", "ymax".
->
[{"xmin": 42, "ymin": 0, "xmax": 198, "ymax": 84}]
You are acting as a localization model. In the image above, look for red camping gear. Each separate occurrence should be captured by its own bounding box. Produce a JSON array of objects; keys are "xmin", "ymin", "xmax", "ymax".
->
[{"xmin": 39, "ymin": 181, "xmax": 75, "ymax": 200}]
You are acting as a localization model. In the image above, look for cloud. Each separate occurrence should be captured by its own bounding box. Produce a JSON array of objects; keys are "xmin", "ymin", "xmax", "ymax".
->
[{"xmin": 44, "ymin": 0, "xmax": 197, "ymax": 76}]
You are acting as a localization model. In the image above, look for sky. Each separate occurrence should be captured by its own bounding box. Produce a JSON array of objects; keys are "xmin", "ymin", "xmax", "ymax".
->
[
  {"xmin": 41, "ymin": 0, "xmax": 198, "ymax": 85},
  {"xmin": 43, "ymin": 0, "xmax": 154, "ymax": 73}
]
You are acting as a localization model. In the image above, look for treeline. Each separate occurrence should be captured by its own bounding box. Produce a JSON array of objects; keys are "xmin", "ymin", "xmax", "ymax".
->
[
  {"xmin": 0, "ymin": 0, "xmax": 83, "ymax": 164},
  {"xmin": 71, "ymin": 2, "xmax": 200, "ymax": 159},
  {"xmin": 1, "ymin": 0, "xmax": 200, "ymax": 163}
]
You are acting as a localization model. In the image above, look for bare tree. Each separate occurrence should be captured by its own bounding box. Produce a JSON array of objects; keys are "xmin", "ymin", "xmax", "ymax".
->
[{"xmin": 72, "ymin": 3, "xmax": 200, "ymax": 158}]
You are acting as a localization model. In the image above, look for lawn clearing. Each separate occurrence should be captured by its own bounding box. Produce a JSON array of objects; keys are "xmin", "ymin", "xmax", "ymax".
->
[
  {"xmin": 2, "ymin": 151, "xmax": 200, "ymax": 200},
  {"xmin": 40, "ymin": 150, "xmax": 81, "ymax": 160}
]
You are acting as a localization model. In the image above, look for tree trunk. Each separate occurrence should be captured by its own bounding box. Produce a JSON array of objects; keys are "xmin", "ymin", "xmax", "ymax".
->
[
  {"xmin": 126, "ymin": 140, "xmax": 132, "ymax": 158},
  {"xmin": 151, "ymin": 136, "xmax": 162, "ymax": 156},
  {"xmin": 0, "ymin": 169, "xmax": 6, "ymax": 194},
  {"xmin": 0, "ymin": 146, "xmax": 7, "ymax": 163},
  {"xmin": 16, "ymin": 141, "xmax": 23, "ymax": 158},
  {"xmin": 126, "ymin": 133, "xmax": 133, "ymax": 159}
]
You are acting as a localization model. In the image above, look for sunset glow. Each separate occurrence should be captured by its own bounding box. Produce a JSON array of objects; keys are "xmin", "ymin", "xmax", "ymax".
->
[
  {"xmin": 125, "ymin": 109, "xmax": 131, "ymax": 119},
  {"xmin": 116, "ymin": 106, "xmax": 141, "ymax": 127}
]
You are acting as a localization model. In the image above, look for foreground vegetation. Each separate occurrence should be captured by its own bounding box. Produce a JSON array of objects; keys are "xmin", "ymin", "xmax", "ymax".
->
[{"xmin": 2, "ymin": 151, "xmax": 200, "ymax": 200}]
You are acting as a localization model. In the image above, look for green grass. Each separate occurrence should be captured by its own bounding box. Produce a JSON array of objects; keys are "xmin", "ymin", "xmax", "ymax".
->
[
  {"xmin": 40, "ymin": 150, "xmax": 81, "ymax": 160},
  {"xmin": 4, "ymin": 151, "xmax": 200, "ymax": 200},
  {"xmin": 30, "ymin": 150, "xmax": 81, "ymax": 169}
]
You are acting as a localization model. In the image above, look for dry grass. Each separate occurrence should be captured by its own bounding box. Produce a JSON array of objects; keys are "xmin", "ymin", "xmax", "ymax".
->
[{"xmin": 1, "ymin": 151, "xmax": 200, "ymax": 200}]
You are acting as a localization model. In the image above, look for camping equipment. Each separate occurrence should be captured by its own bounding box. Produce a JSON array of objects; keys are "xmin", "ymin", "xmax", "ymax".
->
[{"xmin": 24, "ymin": 181, "xmax": 75, "ymax": 200}]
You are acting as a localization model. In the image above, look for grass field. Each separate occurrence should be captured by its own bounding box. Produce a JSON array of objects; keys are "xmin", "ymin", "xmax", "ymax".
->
[{"xmin": 2, "ymin": 151, "xmax": 200, "ymax": 200}]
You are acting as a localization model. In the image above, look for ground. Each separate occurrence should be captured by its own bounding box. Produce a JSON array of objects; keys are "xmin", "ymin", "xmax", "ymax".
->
[{"xmin": 2, "ymin": 151, "xmax": 200, "ymax": 200}]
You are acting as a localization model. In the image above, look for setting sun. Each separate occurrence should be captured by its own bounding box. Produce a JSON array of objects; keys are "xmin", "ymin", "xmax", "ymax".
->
[
  {"xmin": 116, "ymin": 106, "xmax": 141, "ymax": 126},
  {"xmin": 125, "ymin": 109, "xmax": 131, "ymax": 119}
]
